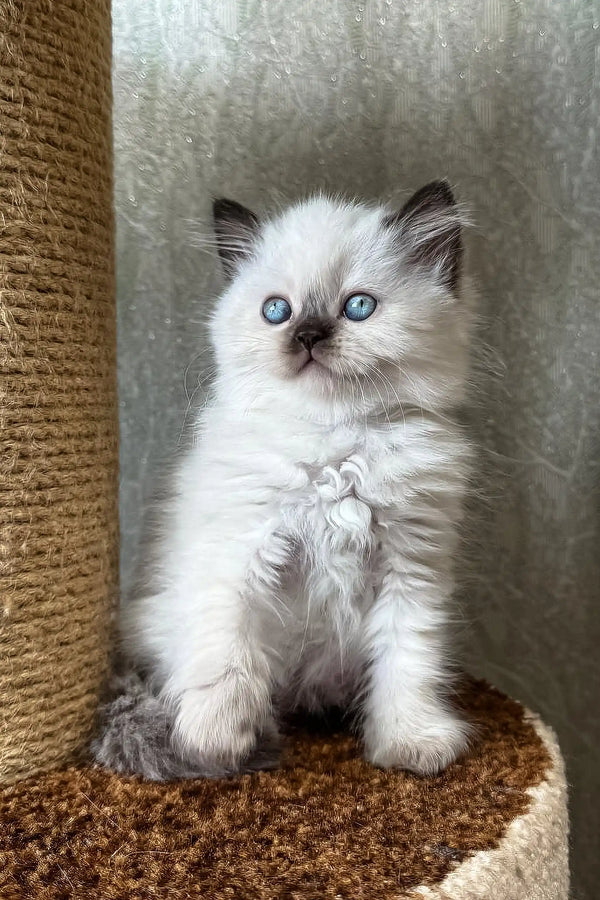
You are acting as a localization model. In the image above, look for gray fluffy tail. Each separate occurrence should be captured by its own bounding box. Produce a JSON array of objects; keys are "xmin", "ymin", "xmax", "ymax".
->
[{"xmin": 91, "ymin": 670, "xmax": 280, "ymax": 781}]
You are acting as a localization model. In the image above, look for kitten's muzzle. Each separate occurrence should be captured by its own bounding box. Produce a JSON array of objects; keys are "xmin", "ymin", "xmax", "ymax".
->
[{"xmin": 294, "ymin": 325, "xmax": 333, "ymax": 353}]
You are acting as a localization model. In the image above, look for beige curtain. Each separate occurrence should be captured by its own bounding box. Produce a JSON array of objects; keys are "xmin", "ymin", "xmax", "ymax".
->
[{"xmin": 113, "ymin": 2, "xmax": 599, "ymax": 895}]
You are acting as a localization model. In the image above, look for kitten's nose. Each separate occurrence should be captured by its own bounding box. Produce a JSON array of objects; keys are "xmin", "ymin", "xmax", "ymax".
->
[{"xmin": 295, "ymin": 328, "xmax": 328, "ymax": 352}]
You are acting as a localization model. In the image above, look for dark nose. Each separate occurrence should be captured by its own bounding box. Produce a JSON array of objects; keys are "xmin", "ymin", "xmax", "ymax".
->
[{"xmin": 295, "ymin": 329, "xmax": 328, "ymax": 352}]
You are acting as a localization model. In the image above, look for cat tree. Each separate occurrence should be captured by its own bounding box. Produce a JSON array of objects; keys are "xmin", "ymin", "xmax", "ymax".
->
[{"xmin": 0, "ymin": 1, "xmax": 569, "ymax": 897}]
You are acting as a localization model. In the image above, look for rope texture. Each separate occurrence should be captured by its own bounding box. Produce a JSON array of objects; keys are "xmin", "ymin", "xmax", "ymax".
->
[{"xmin": 0, "ymin": 0, "xmax": 117, "ymax": 783}]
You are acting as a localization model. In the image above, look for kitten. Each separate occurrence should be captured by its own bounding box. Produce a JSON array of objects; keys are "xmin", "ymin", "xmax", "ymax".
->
[{"xmin": 93, "ymin": 181, "xmax": 475, "ymax": 780}]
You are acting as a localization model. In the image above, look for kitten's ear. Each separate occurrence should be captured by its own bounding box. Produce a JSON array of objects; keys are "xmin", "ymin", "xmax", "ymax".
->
[
  {"xmin": 213, "ymin": 198, "xmax": 260, "ymax": 277},
  {"xmin": 385, "ymin": 180, "xmax": 463, "ymax": 292}
]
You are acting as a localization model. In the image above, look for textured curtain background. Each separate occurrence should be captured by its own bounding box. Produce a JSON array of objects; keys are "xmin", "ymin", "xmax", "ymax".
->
[{"xmin": 112, "ymin": 2, "xmax": 599, "ymax": 895}]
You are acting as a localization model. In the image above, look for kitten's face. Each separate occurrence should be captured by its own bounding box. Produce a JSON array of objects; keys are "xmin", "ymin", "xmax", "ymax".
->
[{"xmin": 210, "ymin": 184, "xmax": 472, "ymax": 418}]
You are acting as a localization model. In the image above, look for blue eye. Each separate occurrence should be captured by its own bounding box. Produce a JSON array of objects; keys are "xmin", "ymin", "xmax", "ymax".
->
[
  {"xmin": 262, "ymin": 297, "xmax": 292, "ymax": 324},
  {"xmin": 343, "ymin": 293, "xmax": 377, "ymax": 321}
]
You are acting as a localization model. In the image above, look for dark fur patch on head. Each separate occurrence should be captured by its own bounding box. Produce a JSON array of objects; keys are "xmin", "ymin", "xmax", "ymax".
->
[
  {"xmin": 213, "ymin": 198, "xmax": 260, "ymax": 277},
  {"xmin": 384, "ymin": 180, "xmax": 463, "ymax": 292}
]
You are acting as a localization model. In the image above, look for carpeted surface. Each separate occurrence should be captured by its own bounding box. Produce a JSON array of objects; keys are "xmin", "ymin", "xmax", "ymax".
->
[{"xmin": 0, "ymin": 681, "xmax": 550, "ymax": 900}]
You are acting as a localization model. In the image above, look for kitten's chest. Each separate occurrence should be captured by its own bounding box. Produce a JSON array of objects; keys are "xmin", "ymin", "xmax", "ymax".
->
[
  {"xmin": 281, "ymin": 448, "xmax": 385, "ymax": 589},
  {"xmin": 275, "ymin": 432, "xmax": 407, "ymax": 631},
  {"xmin": 275, "ymin": 454, "xmax": 375, "ymax": 639},
  {"xmin": 301, "ymin": 455, "xmax": 374, "ymax": 543},
  {"xmin": 282, "ymin": 426, "xmax": 399, "ymax": 536}
]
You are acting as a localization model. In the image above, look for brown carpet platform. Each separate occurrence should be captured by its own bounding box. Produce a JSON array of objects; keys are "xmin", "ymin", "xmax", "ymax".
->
[
  {"xmin": 0, "ymin": 1, "xmax": 569, "ymax": 898},
  {"xmin": 1, "ymin": 680, "xmax": 568, "ymax": 899}
]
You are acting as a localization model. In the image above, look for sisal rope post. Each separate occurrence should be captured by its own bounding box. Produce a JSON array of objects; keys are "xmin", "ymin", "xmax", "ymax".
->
[{"xmin": 0, "ymin": 0, "xmax": 117, "ymax": 783}]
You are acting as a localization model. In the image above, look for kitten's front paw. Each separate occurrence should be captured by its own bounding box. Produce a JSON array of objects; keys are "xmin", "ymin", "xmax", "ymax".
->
[
  {"xmin": 173, "ymin": 672, "xmax": 273, "ymax": 769},
  {"xmin": 363, "ymin": 707, "xmax": 471, "ymax": 776}
]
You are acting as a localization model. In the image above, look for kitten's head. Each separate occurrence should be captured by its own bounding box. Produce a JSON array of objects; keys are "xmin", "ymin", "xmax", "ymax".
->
[{"xmin": 210, "ymin": 183, "xmax": 473, "ymax": 420}]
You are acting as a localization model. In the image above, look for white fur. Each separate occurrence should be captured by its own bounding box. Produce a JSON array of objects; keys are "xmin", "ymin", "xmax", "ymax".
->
[{"xmin": 123, "ymin": 192, "xmax": 475, "ymax": 775}]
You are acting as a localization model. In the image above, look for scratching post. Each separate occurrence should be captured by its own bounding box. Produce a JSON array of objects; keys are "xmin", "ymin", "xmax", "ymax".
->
[
  {"xmin": 0, "ymin": 2, "xmax": 569, "ymax": 897},
  {"xmin": 0, "ymin": 0, "xmax": 117, "ymax": 783}
]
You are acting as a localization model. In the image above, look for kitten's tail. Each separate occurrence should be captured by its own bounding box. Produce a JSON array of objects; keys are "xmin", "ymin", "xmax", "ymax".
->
[{"xmin": 91, "ymin": 669, "xmax": 280, "ymax": 781}]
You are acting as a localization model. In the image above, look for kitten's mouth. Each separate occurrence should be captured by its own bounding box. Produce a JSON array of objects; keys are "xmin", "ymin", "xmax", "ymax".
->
[{"xmin": 297, "ymin": 354, "xmax": 330, "ymax": 376}]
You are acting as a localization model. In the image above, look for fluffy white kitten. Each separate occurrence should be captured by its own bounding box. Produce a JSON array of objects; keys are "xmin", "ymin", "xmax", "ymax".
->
[{"xmin": 99, "ymin": 181, "xmax": 475, "ymax": 780}]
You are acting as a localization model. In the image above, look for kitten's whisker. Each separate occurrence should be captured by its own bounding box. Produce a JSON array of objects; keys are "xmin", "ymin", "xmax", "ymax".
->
[
  {"xmin": 183, "ymin": 351, "xmax": 215, "ymax": 403},
  {"xmin": 178, "ymin": 367, "xmax": 217, "ymax": 445},
  {"xmin": 362, "ymin": 365, "xmax": 393, "ymax": 432},
  {"xmin": 372, "ymin": 367, "xmax": 407, "ymax": 429}
]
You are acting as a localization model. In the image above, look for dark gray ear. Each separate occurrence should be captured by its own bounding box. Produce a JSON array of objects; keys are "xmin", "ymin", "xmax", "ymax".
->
[
  {"xmin": 213, "ymin": 198, "xmax": 259, "ymax": 277},
  {"xmin": 385, "ymin": 180, "xmax": 462, "ymax": 292}
]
